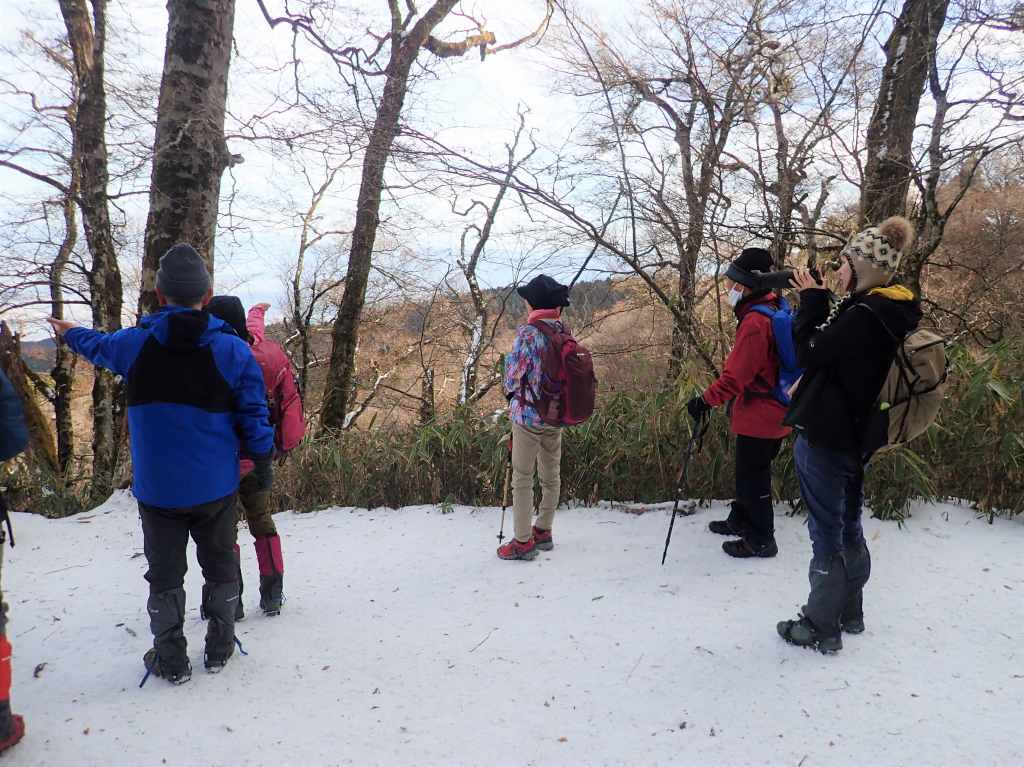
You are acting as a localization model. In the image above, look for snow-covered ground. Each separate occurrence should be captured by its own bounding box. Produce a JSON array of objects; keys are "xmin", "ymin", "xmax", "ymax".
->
[{"xmin": 5, "ymin": 492, "xmax": 1023, "ymax": 766}]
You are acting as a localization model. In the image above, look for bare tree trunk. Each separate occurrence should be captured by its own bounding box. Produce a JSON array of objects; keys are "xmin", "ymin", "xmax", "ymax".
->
[
  {"xmin": 420, "ymin": 368, "xmax": 436, "ymax": 425},
  {"xmin": 321, "ymin": 0, "xmax": 461, "ymax": 430},
  {"xmin": 59, "ymin": 0, "xmax": 125, "ymax": 502},
  {"xmin": 859, "ymin": 0, "xmax": 950, "ymax": 225},
  {"xmin": 139, "ymin": 0, "xmax": 237, "ymax": 315},
  {"xmin": 50, "ymin": 178, "xmax": 79, "ymax": 475}
]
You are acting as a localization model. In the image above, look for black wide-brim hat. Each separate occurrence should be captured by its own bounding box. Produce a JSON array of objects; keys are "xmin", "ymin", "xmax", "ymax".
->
[
  {"xmin": 516, "ymin": 274, "xmax": 570, "ymax": 309},
  {"xmin": 725, "ymin": 247, "xmax": 773, "ymax": 289}
]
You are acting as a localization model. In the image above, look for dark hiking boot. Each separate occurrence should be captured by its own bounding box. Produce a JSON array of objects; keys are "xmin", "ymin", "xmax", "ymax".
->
[
  {"xmin": 147, "ymin": 587, "xmax": 187, "ymax": 667},
  {"xmin": 708, "ymin": 519, "xmax": 743, "ymax": 536},
  {"xmin": 722, "ymin": 537, "xmax": 778, "ymax": 558},
  {"xmin": 532, "ymin": 525, "xmax": 553, "ymax": 551},
  {"xmin": 497, "ymin": 537, "xmax": 538, "ymax": 561},
  {"xmin": 709, "ymin": 502, "xmax": 748, "ymax": 536},
  {"xmin": 254, "ymin": 535, "xmax": 285, "ymax": 616},
  {"xmin": 841, "ymin": 543, "xmax": 870, "ymax": 634},
  {"xmin": 840, "ymin": 589, "xmax": 865, "ymax": 633},
  {"xmin": 800, "ymin": 553, "xmax": 848, "ymax": 646},
  {"xmin": 142, "ymin": 648, "xmax": 192, "ymax": 685},
  {"xmin": 259, "ymin": 573, "xmax": 284, "ymax": 617},
  {"xmin": 0, "ymin": 701, "xmax": 25, "ymax": 755},
  {"xmin": 777, "ymin": 616, "xmax": 842, "ymax": 654},
  {"xmin": 202, "ymin": 581, "xmax": 238, "ymax": 673}
]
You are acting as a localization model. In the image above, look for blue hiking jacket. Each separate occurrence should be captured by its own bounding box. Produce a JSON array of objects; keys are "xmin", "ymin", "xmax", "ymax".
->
[
  {"xmin": 0, "ymin": 369, "xmax": 28, "ymax": 462},
  {"xmin": 65, "ymin": 306, "xmax": 274, "ymax": 507}
]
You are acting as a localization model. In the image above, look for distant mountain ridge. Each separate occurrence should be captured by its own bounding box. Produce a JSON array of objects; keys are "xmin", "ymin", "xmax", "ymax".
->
[{"xmin": 21, "ymin": 337, "xmax": 56, "ymax": 373}]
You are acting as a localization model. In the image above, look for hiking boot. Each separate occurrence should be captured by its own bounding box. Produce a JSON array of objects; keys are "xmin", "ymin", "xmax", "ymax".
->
[
  {"xmin": 497, "ymin": 537, "xmax": 538, "ymax": 561},
  {"xmin": 202, "ymin": 581, "xmax": 238, "ymax": 673},
  {"xmin": 777, "ymin": 616, "xmax": 842, "ymax": 654},
  {"xmin": 841, "ymin": 543, "xmax": 870, "ymax": 635},
  {"xmin": 0, "ymin": 701, "xmax": 25, "ymax": 755},
  {"xmin": 203, "ymin": 622, "xmax": 235, "ymax": 674},
  {"xmin": 709, "ymin": 502, "xmax": 748, "ymax": 536},
  {"xmin": 722, "ymin": 537, "xmax": 778, "ymax": 558},
  {"xmin": 254, "ymin": 535, "xmax": 285, "ymax": 617},
  {"xmin": 142, "ymin": 648, "xmax": 192, "ymax": 685},
  {"xmin": 259, "ymin": 573, "xmax": 284, "ymax": 617},
  {"xmin": 708, "ymin": 519, "xmax": 744, "ymax": 536},
  {"xmin": 532, "ymin": 525, "xmax": 553, "ymax": 551},
  {"xmin": 147, "ymin": 587, "xmax": 187, "ymax": 669}
]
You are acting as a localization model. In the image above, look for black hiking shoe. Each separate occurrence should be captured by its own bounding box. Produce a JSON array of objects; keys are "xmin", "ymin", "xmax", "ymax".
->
[
  {"xmin": 722, "ymin": 537, "xmax": 778, "ymax": 558},
  {"xmin": 142, "ymin": 649, "xmax": 192, "ymax": 685},
  {"xmin": 708, "ymin": 519, "xmax": 743, "ymax": 536},
  {"xmin": 777, "ymin": 616, "xmax": 842, "ymax": 654}
]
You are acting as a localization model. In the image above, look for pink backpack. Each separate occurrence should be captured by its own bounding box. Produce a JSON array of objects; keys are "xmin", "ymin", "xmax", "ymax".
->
[
  {"xmin": 247, "ymin": 306, "xmax": 304, "ymax": 454},
  {"xmin": 528, "ymin": 321, "xmax": 596, "ymax": 426}
]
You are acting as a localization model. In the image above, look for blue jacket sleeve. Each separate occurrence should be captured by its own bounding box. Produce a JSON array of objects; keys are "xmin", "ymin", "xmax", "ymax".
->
[
  {"xmin": 231, "ymin": 346, "xmax": 275, "ymax": 459},
  {"xmin": 0, "ymin": 369, "xmax": 28, "ymax": 462},
  {"xmin": 64, "ymin": 326, "xmax": 147, "ymax": 378}
]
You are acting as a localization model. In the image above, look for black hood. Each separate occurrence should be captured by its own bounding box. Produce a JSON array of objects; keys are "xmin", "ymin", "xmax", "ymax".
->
[{"xmin": 207, "ymin": 295, "xmax": 250, "ymax": 342}]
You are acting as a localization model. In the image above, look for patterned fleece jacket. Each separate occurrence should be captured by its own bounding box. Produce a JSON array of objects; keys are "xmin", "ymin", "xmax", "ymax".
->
[{"xmin": 503, "ymin": 309, "xmax": 561, "ymax": 427}]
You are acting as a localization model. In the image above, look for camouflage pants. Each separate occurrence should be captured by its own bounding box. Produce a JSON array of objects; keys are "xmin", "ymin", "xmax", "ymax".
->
[{"xmin": 237, "ymin": 472, "xmax": 277, "ymax": 539}]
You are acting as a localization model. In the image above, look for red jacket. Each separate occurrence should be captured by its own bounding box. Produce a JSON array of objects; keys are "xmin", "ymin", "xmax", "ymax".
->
[
  {"xmin": 240, "ymin": 305, "xmax": 305, "ymax": 476},
  {"xmin": 702, "ymin": 293, "xmax": 791, "ymax": 439}
]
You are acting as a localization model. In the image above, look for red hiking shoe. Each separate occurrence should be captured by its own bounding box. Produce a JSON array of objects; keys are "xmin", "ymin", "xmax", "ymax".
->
[
  {"xmin": 497, "ymin": 537, "xmax": 538, "ymax": 561},
  {"xmin": 532, "ymin": 526, "xmax": 553, "ymax": 551},
  {"xmin": 0, "ymin": 714, "xmax": 25, "ymax": 755}
]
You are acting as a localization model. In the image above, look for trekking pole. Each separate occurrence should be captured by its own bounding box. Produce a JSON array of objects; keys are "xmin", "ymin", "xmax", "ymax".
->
[
  {"xmin": 496, "ymin": 434, "xmax": 513, "ymax": 543},
  {"xmin": 661, "ymin": 412, "xmax": 710, "ymax": 565}
]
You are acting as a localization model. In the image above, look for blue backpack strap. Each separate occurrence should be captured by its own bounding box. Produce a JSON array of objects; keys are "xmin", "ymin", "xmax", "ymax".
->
[{"xmin": 746, "ymin": 298, "xmax": 802, "ymax": 404}]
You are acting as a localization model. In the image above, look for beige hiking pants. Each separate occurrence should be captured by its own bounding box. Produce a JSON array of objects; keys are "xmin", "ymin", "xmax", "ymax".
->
[{"xmin": 511, "ymin": 422, "xmax": 562, "ymax": 543}]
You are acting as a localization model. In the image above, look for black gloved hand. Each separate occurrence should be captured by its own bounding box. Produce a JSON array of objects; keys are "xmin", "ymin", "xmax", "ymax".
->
[
  {"xmin": 253, "ymin": 456, "xmax": 273, "ymax": 493},
  {"xmin": 686, "ymin": 395, "xmax": 711, "ymax": 423}
]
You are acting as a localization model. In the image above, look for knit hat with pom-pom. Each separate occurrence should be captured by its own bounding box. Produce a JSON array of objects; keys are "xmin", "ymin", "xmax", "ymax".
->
[{"xmin": 841, "ymin": 216, "xmax": 915, "ymax": 292}]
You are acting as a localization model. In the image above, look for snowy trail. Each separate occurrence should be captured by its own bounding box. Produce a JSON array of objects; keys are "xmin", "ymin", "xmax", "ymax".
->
[{"xmin": 5, "ymin": 492, "xmax": 1023, "ymax": 766}]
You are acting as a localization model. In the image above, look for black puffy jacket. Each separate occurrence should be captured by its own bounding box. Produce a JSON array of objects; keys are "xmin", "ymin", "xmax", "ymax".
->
[{"xmin": 783, "ymin": 286, "xmax": 922, "ymax": 455}]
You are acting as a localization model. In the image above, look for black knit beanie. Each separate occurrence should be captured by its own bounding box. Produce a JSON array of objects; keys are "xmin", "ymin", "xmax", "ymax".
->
[
  {"xmin": 207, "ymin": 295, "xmax": 249, "ymax": 342},
  {"xmin": 156, "ymin": 243, "xmax": 211, "ymax": 302}
]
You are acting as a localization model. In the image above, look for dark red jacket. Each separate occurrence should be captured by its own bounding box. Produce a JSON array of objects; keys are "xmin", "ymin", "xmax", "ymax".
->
[
  {"xmin": 239, "ymin": 305, "xmax": 305, "ymax": 476},
  {"xmin": 702, "ymin": 293, "xmax": 791, "ymax": 439}
]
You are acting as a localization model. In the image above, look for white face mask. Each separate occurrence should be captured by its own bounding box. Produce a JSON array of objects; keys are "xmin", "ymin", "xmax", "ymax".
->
[{"xmin": 727, "ymin": 286, "xmax": 745, "ymax": 307}]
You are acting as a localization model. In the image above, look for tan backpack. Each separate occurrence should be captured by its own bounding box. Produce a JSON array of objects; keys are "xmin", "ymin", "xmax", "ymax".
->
[{"xmin": 858, "ymin": 303, "xmax": 948, "ymax": 448}]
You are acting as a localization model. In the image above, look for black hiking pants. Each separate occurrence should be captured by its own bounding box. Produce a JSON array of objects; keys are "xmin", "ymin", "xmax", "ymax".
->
[
  {"xmin": 139, "ymin": 493, "xmax": 239, "ymax": 593},
  {"xmin": 734, "ymin": 435, "xmax": 783, "ymax": 546}
]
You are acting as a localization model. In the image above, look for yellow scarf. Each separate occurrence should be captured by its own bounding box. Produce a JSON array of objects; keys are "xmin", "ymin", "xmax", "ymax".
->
[{"xmin": 868, "ymin": 284, "xmax": 915, "ymax": 302}]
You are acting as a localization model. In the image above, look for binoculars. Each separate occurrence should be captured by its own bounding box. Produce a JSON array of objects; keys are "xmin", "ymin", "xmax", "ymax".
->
[
  {"xmin": 726, "ymin": 263, "xmax": 833, "ymax": 292},
  {"xmin": 750, "ymin": 268, "xmax": 822, "ymax": 291}
]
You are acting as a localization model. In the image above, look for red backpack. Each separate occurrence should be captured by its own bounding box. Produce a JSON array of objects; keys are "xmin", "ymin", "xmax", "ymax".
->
[{"xmin": 526, "ymin": 320, "xmax": 597, "ymax": 426}]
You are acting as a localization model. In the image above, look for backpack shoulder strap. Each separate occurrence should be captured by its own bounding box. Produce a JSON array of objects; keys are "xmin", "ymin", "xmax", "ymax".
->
[{"xmin": 851, "ymin": 300, "xmax": 902, "ymax": 343}]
